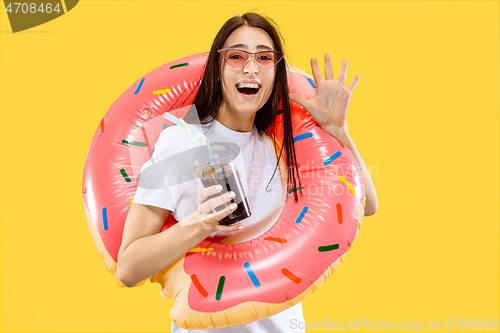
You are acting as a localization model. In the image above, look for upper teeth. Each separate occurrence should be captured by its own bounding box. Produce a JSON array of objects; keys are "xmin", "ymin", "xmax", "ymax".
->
[{"xmin": 237, "ymin": 83, "xmax": 260, "ymax": 89}]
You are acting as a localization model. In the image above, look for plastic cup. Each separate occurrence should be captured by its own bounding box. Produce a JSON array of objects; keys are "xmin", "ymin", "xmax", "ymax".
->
[{"xmin": 194, "ymin": 144, "xmax": 251, "ymax": 226}]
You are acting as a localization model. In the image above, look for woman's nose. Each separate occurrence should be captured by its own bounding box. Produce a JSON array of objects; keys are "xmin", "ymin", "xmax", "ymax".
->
[{"xmin": 243, "ymin": 58, "xmax": 259, "ymax": 74}]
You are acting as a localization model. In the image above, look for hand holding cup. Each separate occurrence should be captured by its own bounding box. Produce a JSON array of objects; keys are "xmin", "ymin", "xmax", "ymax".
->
[{"xmin": 196, "ymin": 185, "xmax": 244, "ymax": 233}]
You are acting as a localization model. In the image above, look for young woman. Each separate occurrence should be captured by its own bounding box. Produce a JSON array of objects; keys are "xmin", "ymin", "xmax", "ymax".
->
[{"xmin": 116, "ymin": 12, "xmax": 378, "ymax": 333}]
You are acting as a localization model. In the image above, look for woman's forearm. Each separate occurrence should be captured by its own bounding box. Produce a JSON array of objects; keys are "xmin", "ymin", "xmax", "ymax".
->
[
  {"xmin": 117, "ymin": 212, "xmax": 211, "ymax": 287},
  {"xmin": 322, "ymin": 126, "xmax": 378, "ymax": 216},
  {"xmin": 343, "ymin": 136, "xmax": 378, "ymax": 215}
]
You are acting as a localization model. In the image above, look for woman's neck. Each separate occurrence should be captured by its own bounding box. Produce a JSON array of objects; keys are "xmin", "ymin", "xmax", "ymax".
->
[{"xmin": 215, "ymin": 103, "xmax": 255, "ymax": 132}]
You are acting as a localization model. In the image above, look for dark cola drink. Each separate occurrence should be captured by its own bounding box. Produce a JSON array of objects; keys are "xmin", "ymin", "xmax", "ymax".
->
[{"xmin": 200, "ymin": 163, "xmax": 251, "ymax": 226}]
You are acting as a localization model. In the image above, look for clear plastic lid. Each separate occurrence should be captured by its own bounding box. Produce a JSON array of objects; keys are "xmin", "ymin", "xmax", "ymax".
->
[{"xmin": 193, "ymin": 143, "xmax": 238, "ymax": 175}]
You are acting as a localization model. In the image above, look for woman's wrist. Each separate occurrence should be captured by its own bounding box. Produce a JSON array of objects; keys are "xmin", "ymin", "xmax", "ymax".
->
[
  {"xmin": 320, "ymin": 123, "xmax": 352, "ymax": 148},
  {"xmin": 179, "ymin": 211, "xmax": 213, "ymax": 236}
]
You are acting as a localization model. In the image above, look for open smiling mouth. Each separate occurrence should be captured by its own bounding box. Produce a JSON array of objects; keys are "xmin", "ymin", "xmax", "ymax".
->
[{"xmin": 236, "ymin": 83, "xmax": 261, "ymax": 95}]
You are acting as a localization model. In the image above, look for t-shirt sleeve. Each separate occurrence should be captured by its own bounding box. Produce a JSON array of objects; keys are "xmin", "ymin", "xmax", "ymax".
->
[{"xmin": 133, "ymin": 127, "xmax": 185, "ymax": 211}]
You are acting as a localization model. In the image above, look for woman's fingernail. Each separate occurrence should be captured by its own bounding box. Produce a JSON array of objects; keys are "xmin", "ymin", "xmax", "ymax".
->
[
  {"xmin": 215, "ymin": 185, "xmax": 222, "ymax": 190},
  {"xmin": 230, "ymin": 203, "xmax": 237, "ymax": 209},
  {"xmin": 238, "ymin": 225, "xmax": 244, "ymax": 230},
  {"xmin": 228, "ymin": 192, "xmax": 235, "ymax": 198}
]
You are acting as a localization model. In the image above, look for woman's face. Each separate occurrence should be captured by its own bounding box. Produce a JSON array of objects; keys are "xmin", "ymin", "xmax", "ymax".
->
[{"xmin": 219, "ymin": 26, "xmax": 277, "ymax": 121}]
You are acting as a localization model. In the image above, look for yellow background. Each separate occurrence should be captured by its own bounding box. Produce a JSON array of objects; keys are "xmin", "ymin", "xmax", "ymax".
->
[{"xmin": 1, "ymin": 1, "xmax": 498, "ymax": 332}]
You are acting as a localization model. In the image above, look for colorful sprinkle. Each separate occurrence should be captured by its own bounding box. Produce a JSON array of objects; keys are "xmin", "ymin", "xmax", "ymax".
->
[
  {"xmin": 141, "ymin": 126, "xmax": 152, "ymax": 156},
  {"xmin": 215, "ymin": 276, "xmax": 225, "ymax": 300},
  {"xmin": 318, "ymin": 244, "xmax": 340, "ymax": 252},
  {"xmin": 293, "ymin": 132, "xmax": 312, "ymax": 143},
  {"xmin": 307, "ymin": 78, "xmax": 316, "ymax": 89},
  {"xmin": 277, "ymin": 109, "xmax": 283, "ymax": 115},
  {"xmin": 130, "ymin": 199, "xmax": 133, "ymax": 208},
  {"xmin": 153, "ymin": 88, "xmax": 172, "ymax": 95},
  {"xmin": 336, "ymin": 203, "xmax": 343, "ymax": 224},
  {"xmin": 189, "ymin": 247, "xmax": 214, "ymax": 252},
  {"xmin": 122, "ymin": 140, "xmax": 147, "ymax": 147},
  {"xmin": 134, "ymin": 78, "xmax": 145, "ymax": 94},
  {"xmin": 288, "ymin": 187, "xmax": 303, "ymax": 194},
  {"xmin": 264, "ymin": 237, "xmax": 287, "ymax": 243},
  {"xmin": 337, "ymin": 139, "xmax": 345, "ymax": 148},
  {"xmin": 244, "ymin": 262, "xmax": 260, "ymax": 288},
  {"xmin": 295, "ymin": 207, "xmax": 308, "ymax": 223},
  {"xmin": 100, "ymin": 119, "xmax": 104, "ymax": 133},
  {"xmin": 269, "ymin": 133, "xmax": 282, "ymax": 150},
  {"xmin": 120, "ymin": 169, "xmax": 131, "ymax": 183},
  {"xmin": 170, "ymin": 63, "xmax": 189, "ymax": 69},
  {"xmin": 101, "ymin": 208, "xmax": 108, "ymax": 230},
  {"xmin": 324, "ymin": 151, "xmax": 341, "ymax": 166},
  {"xmin": 205, "ymin": 53, "xmax": 209, "ymax": 56},
  {"xmin": 191, "ymin": 274, "xmax": 208, "ymax": 297},
  {"xmin": 144, "ymin": 109, "xmax": 152, "ymax": 115},
  {"xmin": 163, "ymin": 124, "xmax": 167, "ymax": 130},
  {"xmin": 339, "ymin": 176, "xmax": 356, "ymax": 195},
  {"xmin": 282, "ymin": 268, "xmax": 301, "ymax": 284}
]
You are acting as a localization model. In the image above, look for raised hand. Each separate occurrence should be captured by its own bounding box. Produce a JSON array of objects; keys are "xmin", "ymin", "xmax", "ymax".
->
[{"xmin": 289, "ymin": 54, "xmax": 360, "ymax": 144}]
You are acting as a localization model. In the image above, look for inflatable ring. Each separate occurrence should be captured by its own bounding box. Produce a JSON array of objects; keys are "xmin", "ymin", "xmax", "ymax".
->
[{"xmin": 82, "ymin": 52, "xmax": 365, "ymax": 329}]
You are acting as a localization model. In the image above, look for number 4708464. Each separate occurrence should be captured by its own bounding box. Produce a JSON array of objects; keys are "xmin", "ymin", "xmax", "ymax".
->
[
  {"xmin": 5, "ymin": 2, "xmax": 61, "ymax": 14},
  {"xmin": 444, "ymin": 319, "xmax": 498, "ymax": 330}
]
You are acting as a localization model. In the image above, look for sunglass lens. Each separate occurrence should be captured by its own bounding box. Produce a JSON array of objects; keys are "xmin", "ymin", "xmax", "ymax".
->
[
  {"xmin": 222, "ymin": 50, "xmax": 249, "ymax": 68},
  {"xmin": 255, "ymin": 52, "xmax": 276, "ymax": 70}
]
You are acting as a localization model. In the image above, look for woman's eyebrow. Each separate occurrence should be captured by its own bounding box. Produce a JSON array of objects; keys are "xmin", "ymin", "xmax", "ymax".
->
[
  {"xmin": 228, "ymin": 44, "xmax": 274, "ymax": 51},
  {"xmin": 257, "ymin": 45, "xmax": 273, "ymax": 51},
  {"xmin": 228, "ymin": 43, "xmax": 247, "ymax": 49}
]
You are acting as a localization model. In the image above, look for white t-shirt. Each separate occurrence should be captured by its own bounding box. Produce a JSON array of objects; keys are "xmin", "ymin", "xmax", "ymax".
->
[{"xmin": 134, "ymin": 119, "xmax": 305, "ymax": 332}]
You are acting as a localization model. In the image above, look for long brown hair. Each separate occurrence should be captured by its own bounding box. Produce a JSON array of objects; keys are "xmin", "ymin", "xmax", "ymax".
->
[{"xmin": 186, "ymin": 12, "xmax": 301, "ymax": 203}]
